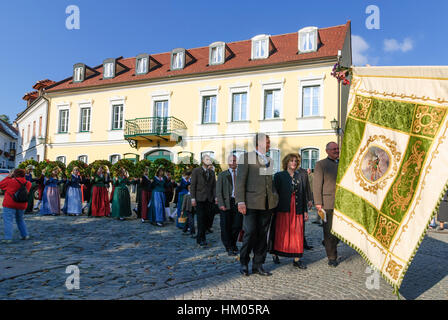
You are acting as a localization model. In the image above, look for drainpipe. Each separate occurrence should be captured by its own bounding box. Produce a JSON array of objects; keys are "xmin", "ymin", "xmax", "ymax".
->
[{"xmin": 337, "ymin": 50, "xmax": 342, "ymax": 147}]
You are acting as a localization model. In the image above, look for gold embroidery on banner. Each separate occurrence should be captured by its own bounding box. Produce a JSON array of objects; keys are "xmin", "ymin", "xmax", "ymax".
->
[
  {"xmin": 350, "ymin": 96, "xmax": 372, "ymax": 120},
  {"xmin": 375, "ymin": 215, "xmax": 398, "ymax": 248},
  {"xmin": 412, "ymin": 105, "xmax": 446, "ymax": 136},
  {"xmin": 386, "ymin": 259, "xmax": 403, "ymax": 280},
  {"xmin": 354, "ymin": 135, "xmax": 401, "ymax": 194},
  {"xmin": 387, "ymin": 140, "xmax": 426, "ymax": 216},
  {"xmin": 357, "ymin": 88, "xmax": 448, "ymax": 105}
]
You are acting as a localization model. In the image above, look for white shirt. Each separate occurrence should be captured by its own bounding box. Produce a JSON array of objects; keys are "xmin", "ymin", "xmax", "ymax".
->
[{"xmin": 229, "ymin": 168, "xmax": 237, "ymax": 198}]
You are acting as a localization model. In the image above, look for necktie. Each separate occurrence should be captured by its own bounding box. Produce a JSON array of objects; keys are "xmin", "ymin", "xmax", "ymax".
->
[{"xmin": 231, "ymin": 169, "xmax": 236, "ymax": 197}]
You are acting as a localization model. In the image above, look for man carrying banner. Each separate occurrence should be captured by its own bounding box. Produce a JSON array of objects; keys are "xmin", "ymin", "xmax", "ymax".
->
[{"xmin": 313, "ymin": 142, "xmax": 340, "ymax": 267}]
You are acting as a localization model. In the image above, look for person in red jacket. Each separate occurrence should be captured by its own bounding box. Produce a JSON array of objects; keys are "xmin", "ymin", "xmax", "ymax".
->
[{"xmin": 0, "ymin": 169, "xmax": 32, "ymax": 243}]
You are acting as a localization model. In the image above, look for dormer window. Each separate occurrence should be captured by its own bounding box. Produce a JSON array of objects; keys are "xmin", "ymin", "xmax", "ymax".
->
[
  {"xmin": 103, "ymin": 58, "xmax": 116, "ymax": 79},
  {"xmin": 136, "ymin": 54, "xmax": 149, "ymax": 75},
  {"xmin": 73, "ymin": 63, "xmax": 85, "ymax": 83},
  {"xmin": 171, "ymin": 49, "xmax": 185, "ymax": 70},
  {"xmin": 251, "ymin": 35, "xmax": 270, "ymax": 60},
  {"xmin": 298, "ymin": 27, "xmax": 320, "ymax": 53},
  {"xmin": 209, "ymin": 42, "xmax": 225, "ymax": 65}
]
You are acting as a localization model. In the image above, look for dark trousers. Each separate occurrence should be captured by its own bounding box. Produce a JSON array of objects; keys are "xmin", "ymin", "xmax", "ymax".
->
[
  {"xmin": 323, "ymin": 209, "xmax": 339, "ymax": 260},
  {"xmin": 196, "ymin": 201, "xmax": 213, "ymax": 244},
  {"xmin": 182, "ymin": 210, "xmax": 195, "ymax": 234},
  {"xmin": 240, "ymin": 209, "xmax": 272, "ymax": 268},
  {"xmin": 220, "ymin": 198, "xmax": 243, "ymax": 250},
  {"xmin": 206, "ymin": 204, "xmax": 218, "ymax": 230}
]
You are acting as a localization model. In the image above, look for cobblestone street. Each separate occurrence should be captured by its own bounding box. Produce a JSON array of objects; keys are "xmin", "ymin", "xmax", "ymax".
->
[{"xmin": 0, "ymin": 198, "xmax": 447, "ymax": 300}]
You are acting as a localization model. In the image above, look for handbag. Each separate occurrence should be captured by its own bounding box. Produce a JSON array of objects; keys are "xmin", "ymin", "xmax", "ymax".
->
[{"xmin": 178, "ymin": 213, "xmax": 188, "ymax": 224}]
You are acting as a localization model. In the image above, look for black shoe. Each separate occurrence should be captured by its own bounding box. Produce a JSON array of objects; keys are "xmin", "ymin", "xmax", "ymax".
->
[
  {"xmin": 206, "ymin": 228, "xmax": 213, "ymax": 234},
  {"xmin": 240, "ymin": 265, "xmax": 249, "ymax": 276},
  {"xmin": 272, "ymin": 255, "xmax": 280, "ymax": 264},
  {"xmin": 227, "ymin": 249, "xmax": 236, "ymax": 256},
  {"xmin": 232, "ymin": 246, "xmax": 239, "ymax": 254},
  {"xmin": 199, "ymin": 241, "xmax": 208, "ymax": 248},
  {"xmin": 252, "ymin": 266, "xmax": 272, "ymax": 276},
  {"xmin": 328, "ymin": 259, "xmax": 339, "ymax": 267},
  {"xmin": 304, "ymin": 244, "xmax": 313, "ymax": 251},
  {"xmin": 293, "ymin": 260, "xmax": 307, "ymax": 269}
]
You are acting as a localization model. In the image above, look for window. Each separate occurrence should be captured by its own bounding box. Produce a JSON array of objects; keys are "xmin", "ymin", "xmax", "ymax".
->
[
  {"xmin": 209, "ymin": 43, "xmax": 225, "ymax": 65},
  {"xmin": 111, "ymin": 105, "xmax": 124, "ymax": 130},
  {"xmin": 32, "ymin": 121, "xmax": 36, "ymax": 138},
  {"xmin": 80, "ymin": 107, "xmax": 91, "ymax": 132},
  {"xmin": 252, "ymin": 35, "xmax": 269, "ymax": 59},
  {"xmin": 110, "ymin": 154, "xmax": 121, "ymax": 164},
  {"xmin": 21, "ymin": 129, "xmax": 24, "ymax": 145},
  {"xmin": 39, "ymin": 116, "xmax": 42, "ymax": 137},
  {"xmin": 268, "ymin": 149, "xmax": 281, "ymax": 173},
  {"xmin": 78, "ymin": 155, "xmax": 88, "ymax": 164},
  {"xmin": 202, "ymin": 96, "xmax": 217, "ymax": 124},
  {"xmin": 171, "ymin": 51, "xmax": 184, "ymax": 70},
  {"xmin": 104, "ymin": 62, "xmax": 114, "ymax": 78},
  {"xmin": 73, "ymin": 66, "xmax": 83, "ymax": 82},
  {"xmin": 136, "ymin": 56, "xmax": 149, "ymax": 75},
  {"xmin": 27, "ymin": 124, "xmax": 30, "ymax": 142},
  {"xmin": 302, "ymin": 85, "xmax": 320, "ymax": 117},
  {"xmin": 10, "ymin": 142, "xmax": 15, "ymax": 150},
  {"xmin": 301, "ymin": 148, "xmax": 319, "ymax": 170},
  {"xmin": 298, "ymin": 27, "xmax": 318, "ymax": 53},
  {"xmin": 232, "ymin": 92, "xmax": 247, "ymax": 121},
  {"xmin": 56, "ymin": 156, "xmax": 66, "ymax": 165},
  {"xmin": 264, "ymin": 89, "xmax": 281, "ymax": 119},
  {"xmin": 58, "ymin": 109, "xmax": 69, "ymax": 133},
  {"xmin": 232, "ymin": 150, "xmax": 246, "ymax": 164}
]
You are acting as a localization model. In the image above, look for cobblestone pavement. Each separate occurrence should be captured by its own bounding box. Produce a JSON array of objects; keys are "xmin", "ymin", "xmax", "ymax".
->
[{"xmin": 0, "ymin": 198, "xmax": 447, "ymax": 300}]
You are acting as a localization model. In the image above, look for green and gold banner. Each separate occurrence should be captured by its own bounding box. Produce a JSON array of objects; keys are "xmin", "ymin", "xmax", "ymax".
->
[{"xmin": 333, "ymin": 66, "xmax": 448, "ymax": 293}]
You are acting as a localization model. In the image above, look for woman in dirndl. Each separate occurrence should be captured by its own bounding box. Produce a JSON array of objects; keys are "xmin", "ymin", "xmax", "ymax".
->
[
  {"xmin": 62, "ymin": 167, "xmax": 83, "ymax": 216},
  {"xmin": 268, "ymin": 153, "xmax": 310, "ymax": 269},
  {"xmin": 175, "ymin": 170, "xmax": 191, "ymax": 229},
  {"xmin": 40, "ymin": 167, "xmax": 64, "ymax": 216},
  {"xmin": 136, "ymin": 167, "xmax": 152, "ymax": 223},
  {"xmin": 148, "ymin": 167, "xmax": 169, "ymax": 227},
  {"xmin": 88, "ymin": 166, "xmax": 111, "ymax": 217},
  {"xmin": 111, "ymin": 168, "xmax": 132, "ymax": 220}
]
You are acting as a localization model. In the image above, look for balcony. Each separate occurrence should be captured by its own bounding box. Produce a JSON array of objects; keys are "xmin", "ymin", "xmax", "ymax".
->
[{"xmin": 124, "ymin": 116, "xmax": 187, "ymax": 148}]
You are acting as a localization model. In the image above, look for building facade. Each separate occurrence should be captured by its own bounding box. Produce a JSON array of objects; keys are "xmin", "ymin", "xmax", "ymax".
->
[
  {"xmin": 41, "ymin": 22, "xmax": 352, "ymax": 171},
  {"xmin": 0, "ymin": 119, "xmax": 18, "ymax": 169}
]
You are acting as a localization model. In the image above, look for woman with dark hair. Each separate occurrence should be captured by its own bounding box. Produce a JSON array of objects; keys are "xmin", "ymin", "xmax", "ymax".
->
[
  {"xmin": 175, "ymin": 170, "xmax": 191, "ymax": 229},
  {"xmin": 88, "ymin": 166, "xmax": 111, "ymax": 217},
  {"xmin": 268, "ymin": 153, "xmax": 311, "ymax": 269},
  {"xmin": 148, "ymin": 167, "xmax": 170, "ymax": 226},
  {"xmin": 136, "ymin": 166, "xmax": 152, "ymax": 223},
  {"xmin": 111, "ymin": 168, "xmax": 132, "ymax": 220},
  {"xmin": 40, "ymin": 167, "xmax": 64, "ymax": 216},
  {"xmin": 62, "ymin": 167, "xmax": 83, "ymax": 216},
  {"xmin": 0, "ymin": 169, "xmax": 32, "ymax": 243}
]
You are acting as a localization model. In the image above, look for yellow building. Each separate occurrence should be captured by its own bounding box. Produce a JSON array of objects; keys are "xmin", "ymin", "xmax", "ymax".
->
[{"xmin": 43, "ymin": 22, "xmax": 352, "ymax": 171}]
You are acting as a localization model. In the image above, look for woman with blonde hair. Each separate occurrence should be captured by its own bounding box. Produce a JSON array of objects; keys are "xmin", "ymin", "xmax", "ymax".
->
[
  {"xmin": 62, "ymin": 167, "xmax": 83, "ymax": 216},
  {"xmin": 40, "ymin": 167, "xmax": 64, "ymax": 216},
  {"xmin": 268, "ymin": 153, "xmax": 311, "ymax": 269}
]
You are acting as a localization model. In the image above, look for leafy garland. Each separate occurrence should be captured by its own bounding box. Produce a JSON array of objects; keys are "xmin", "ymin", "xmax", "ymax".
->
[
  {"xmin": 41, "ymin": 160, "xmax": 65, "ymax": 178},
  {"xmin": 66, "ymin": 160, "xmax": 89, "ymax": 177},
  {"xmin": 331, "ymin": 62, "xmax": 352, "ymax": 86},
  {"xmin": 88, "ymin": 160, "xmax": 112, "ymax": 177},
  {"xmin": 18, "ymin": 159, "xmax": 40, "ymax": 173},
  {"xmin": 152, "ymin": 158, "xmax": 175, "ymax": 176},
  {"xmin": 111, "ymin": 159, "xmax": 136, "ymax": 178},
  {"xmin": 134, "ymin": 160, "xmax": 153, "ymax": 178}
]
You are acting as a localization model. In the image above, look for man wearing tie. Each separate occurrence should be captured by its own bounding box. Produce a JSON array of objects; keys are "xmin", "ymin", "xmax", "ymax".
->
[
  {"xmin": 217, "ymin": 154, "xmax": 243, "ymax": 256},
  {"xmin": 190, "ymin": 155, "xmax": 217, "ymax": 248},
  {"xmin": 236, "ymin": 133, "xmax": 279, "ymax": 276}
]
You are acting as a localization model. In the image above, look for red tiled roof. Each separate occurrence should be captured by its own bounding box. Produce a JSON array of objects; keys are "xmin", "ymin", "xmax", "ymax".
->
[
  {"xmin": 33, "ymin": 79, "xmax": 56, "ymax": 90},
  {"xmin": 46, "ymin": 22, "xmax": 350, "ymax": 93},
  {"xmin": 22, "ymin": 91, "xmax": 39, "ymax": 101}
]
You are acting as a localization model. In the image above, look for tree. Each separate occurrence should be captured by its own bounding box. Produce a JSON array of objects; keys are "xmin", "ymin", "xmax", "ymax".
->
[{"xmin": 0, "ymin": 114, "xmax": 10, "ymax": 124}]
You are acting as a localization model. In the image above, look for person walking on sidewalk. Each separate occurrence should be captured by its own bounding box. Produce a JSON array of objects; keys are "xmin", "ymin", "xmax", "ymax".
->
[
  {"xmin": 217, "ymin": 154, "xmax": 243, "ymax": 256},
  {"xmin": 190, "ymin": 155, "xmax": 216, "ymax": 248},
  {"xmin": 0, "ymin": 169, "xmax": 32, "ymax": 243},
  {"xmin": 313, "ymin": 142, "xmax": 340, "ymax": 267},
  {"xmin": 236, "ymin": 133, "xmax": 278, "ymax": 276}
]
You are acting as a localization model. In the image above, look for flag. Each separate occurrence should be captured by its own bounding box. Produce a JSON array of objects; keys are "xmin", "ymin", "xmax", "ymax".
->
[{"xmin": 333, "ymin": 66, "xmax": 448, "ymax": 294}]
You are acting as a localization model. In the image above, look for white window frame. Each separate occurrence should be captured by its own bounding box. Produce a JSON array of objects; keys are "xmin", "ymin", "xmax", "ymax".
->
[
  {"xmin": 111, "ymin": 104, "xmax": 124, "ymax": 130},
  {"xmin": 260, "ymin": 79, "xmax": 285, "ymax": 120},
  {"xmin": 56, "ymin": 156, "xmax": 66, "ymax": 165},
  {"xmin": 104, "ymin": 62, "xmax": 115, "ymax": 78},
  {"xmin": 78, "ymin": 155, "xmax": 88, "ymax": 164},
  {"xmin": 151, "ymin": 91, "xmax": 171, "ymax": 118},
  {"xmin": 268, "ymin": 148, "xmax": 281, "ymax": 174},
  {"xmin": 58, "ymin": 109, "xmax": 69, "ymax": 133},
  {"xmin": 251, "ymin": 35, "xmax": 270, "ymax": 60},
  {"xmin": 109, "ymin": 154, "xmax": 121, "ymax": 164},
  {"xmin": 298, "ymin": 27, "xmax": 318, "ymax": 53},
  {"xmin": 79, "ymin": 104, "xmax": 91, "ymax": 132},
  {"xmin": 201, "ymin": 95, "xmax": 217, "ymax": 124},
  {"xmin": 172, "ymin": 51, "xmax": 184, "ymax": 70},
  {"xmin": 74, "ymin": 67, "xmax": 83, "ymax": 82},
  {"xmin": 300, "ymin": 147, "xmax": 320, "ymax": 170},
  {"xmin": 209, "ymin": 42, "xmax": 225, "ymax": 65},
  {"xmin": 136, "ymin": 56, "xmax": 149, "ymax": 75},
  {"xmin": 200, "ymin": 151, "xmax": 215, "ymax": 162},
  {"xmin": 298, "ymin": 75, "xmax": 325, "ymax": 118}
]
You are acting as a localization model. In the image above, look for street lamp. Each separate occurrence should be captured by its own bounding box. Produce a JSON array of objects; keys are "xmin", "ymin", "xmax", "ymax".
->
[{"xmin": 330, "ymin": 118, "xmax": 339, "ymax": 131}]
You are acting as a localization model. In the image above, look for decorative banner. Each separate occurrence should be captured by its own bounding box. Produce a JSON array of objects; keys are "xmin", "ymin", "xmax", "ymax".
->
[{"xmin": 333, "ymin": 66, "xmax": 448, "ymax": 294}]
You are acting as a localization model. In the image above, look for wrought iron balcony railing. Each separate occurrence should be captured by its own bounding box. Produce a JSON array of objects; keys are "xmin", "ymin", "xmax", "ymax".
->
[{"xmin": 124, "ymin": 116, "xmax": 187, "ymax": 138}]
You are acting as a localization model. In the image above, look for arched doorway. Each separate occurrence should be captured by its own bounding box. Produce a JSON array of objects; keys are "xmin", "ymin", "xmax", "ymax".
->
[{"xmin": 145, "ymin": 149, "xmax": 173, "ymax": 161}]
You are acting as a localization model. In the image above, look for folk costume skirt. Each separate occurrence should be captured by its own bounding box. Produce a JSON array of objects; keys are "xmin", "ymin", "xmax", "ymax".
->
[
  {"xmin": 90, "ymin": 186, "xmax": 111, "ymax": 217},
  {"xmin": 272, "ymin": 193, "xmax": 304, "ymax": 258},
  {"xmin": 40, "ymin": 186, "xmax": 61, "ymax": 216},
  {"xmin": 63, "ymin": 186, "xmax": 82, "ymax": 215}
]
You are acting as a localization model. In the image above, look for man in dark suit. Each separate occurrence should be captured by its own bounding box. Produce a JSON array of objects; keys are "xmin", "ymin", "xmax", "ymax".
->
[
  {"xmin": 190, "ymin": 155, "xmax": 217, "ymax": 248},
  {"xmin": 313, "ymin": 141, "xmax": 340, "ymax": 267},
  {"xmin": 217, "ymin": 154, "xmax": 243, "ymax": 256},
  {"xmin": 236, "ymin": 133, "xmax": 278, "ymax": 276}
]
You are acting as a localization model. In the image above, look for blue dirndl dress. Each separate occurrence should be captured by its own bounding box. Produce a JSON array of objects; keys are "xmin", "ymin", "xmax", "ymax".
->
[
  {"xmin": 62, "ymin": 174, "xmax": 83, "ymax": 215},
  {"xmin": 148, "ymin": 176, "xmax": 168, "ymax": 223},
  {"xmin": 176, "ymin": 177, "xmax": 191, "ymax": 228}
]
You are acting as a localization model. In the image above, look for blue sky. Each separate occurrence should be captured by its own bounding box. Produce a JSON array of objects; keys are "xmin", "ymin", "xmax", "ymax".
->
[{"xmin": 1, "ymin": 0, "xmax": 447, "ymax": 122}]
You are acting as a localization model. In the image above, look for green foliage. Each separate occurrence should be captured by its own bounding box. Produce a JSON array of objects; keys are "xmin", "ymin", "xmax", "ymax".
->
[
  {"xmin": 41, "ymin": 160, "xmax": 65, "ymax": 178},
  {"xmin": 66, "ymin": 160, "xmax": 89, "ymax": 177},
  {"xmin": 151, "ymin": 158, "xmax": 175, "ymax": 177},
  {"xmin": 111, "ymin": 159, "xmax": 136, "ymax": 178},
  {"xmin": 174, "ymin": 155, "xmax": 199, "ymax": 180},
  {"xmin": 135, "ymin": 160, "xmax": 153, "ymax": 177}
]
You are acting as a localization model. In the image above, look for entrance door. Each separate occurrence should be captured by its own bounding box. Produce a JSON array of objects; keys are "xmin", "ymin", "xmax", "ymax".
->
[
  {"xmin": 154, "ymin": 100, "xmax": 168, "ymax": 134},
  {"xmin": 145, "ymin": 150, "xmax": 173, "ymax": 161}
]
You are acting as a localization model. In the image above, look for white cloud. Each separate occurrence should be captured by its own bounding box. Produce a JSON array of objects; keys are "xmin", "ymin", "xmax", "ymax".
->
[
  {"xmin": 352, "ymin": 35, "xmax": 370, "ymax": 66},
  {"xmin": 384, "ymin": 37, "xmax": 414, "ymax": 53}
]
